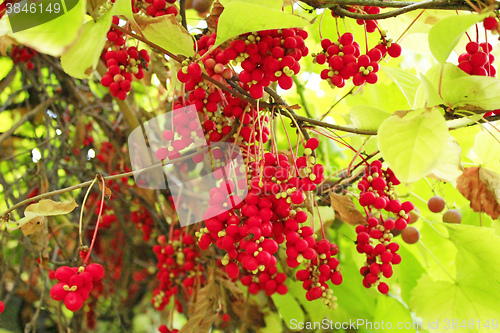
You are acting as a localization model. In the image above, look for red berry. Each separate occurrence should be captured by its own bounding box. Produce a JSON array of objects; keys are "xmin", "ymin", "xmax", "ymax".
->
[
  {"xmin": 340, "ymin": 33, "xmax": 354, "ymax": 45},
  {"xmin": 466, "ymin": 42, "xmax": 480, "ymax": 54},
  {"xmin": 387, "ymin": 43, "xmax": 402, "ymax": 58},
  {"xmin": 0, "ymin": 301, "xmax": 4, "ymax": 314},
  {"xmin": 378, "ymin": 282, "xmax": 389, "ymax": 294},
  {"xmin": 55, "ymin": 266, "xmax": 75, "ymax": 283},
  {"xmin": 85, "ymin": 263, "xmax": 105, "ymax": 281},
  {"xmin": 484, "ymin": 17, "xmax": 498, "ymax": 30},
  {"xmin": 225, "ymin": 262, "xmax": 239, "ymax": 279},
  {"xmin": 64, "ymin": 292, "xmax": 84, "ymax": 312}
]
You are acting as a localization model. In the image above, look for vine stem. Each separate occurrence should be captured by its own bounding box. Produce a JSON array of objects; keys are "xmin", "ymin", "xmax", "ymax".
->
[
  {"xmin": 79, "ymin": 177, "xmax": 98, "ymax": 246},
  {"xmin": 84, "ymin": 176, "xmax": 106, "ymax": 265},
  {"xmin": 302, "ymin": 0, "xmax": 491, "ymax": 15},
  {"xmin": 0, "ymin": 147, "xmax": 215, "ymax": 220}
]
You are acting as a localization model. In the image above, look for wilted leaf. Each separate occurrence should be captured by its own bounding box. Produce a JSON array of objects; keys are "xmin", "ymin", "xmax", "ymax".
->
[
  {"xmin": 179, "ymin": 279, "xmax": 219, "ymax": 333},
  {"xmin": 97, "ymin": 175, "xmax": 112, "ymax": 198},
  {"xmin": 0, "ymin": 35, "xmax": 15, "ymax": 56},
  {"xmin": 329, "ymin": 192, "xmax": 365, "ymax": 225},
  {"xmin": 206, "ymin": 0, "xmax": 224, "ymax": 32},
  {"xmin": 456, "ymin": 167, "xmax": 500, "ymax": 219},
  {"xmin": 21, "ymin": 216, "xmax": 45, "ymax": 236},
  {"xmin": 17, "ymin": 199, "xmax": 78, "ymax": 229}
]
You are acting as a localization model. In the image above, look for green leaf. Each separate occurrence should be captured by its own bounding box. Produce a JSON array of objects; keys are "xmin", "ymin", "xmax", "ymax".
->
[
  {"xmin": 383, "ymin": 67, "xmax": 420, "ymax": 108},
  {"xmin": 134, "ymin": 14, "xmax": 194, "ymax": 57},
  {"xmin": 271, "ymin": 293, "xmax": 305, "ymax": 331},
  {"xmin": 428, "ymin": 12, "xmax": 489, "ymax": 64},
  {"xmin": 442, "ymin": 75, "xmax": 500, "ymax": 110},
  {"xmin": 414, "ymin": 63, "xmax": 467, "ymax": 108},
  {"xmin": 61, "ymin": 0, "xmax": 134, "ymax": 79},
  {"xmin": 418, "ymin": 74, "xmax": 443, "ymax": 107},
  {"xmin": 349, "ymin": 106, "xmax": 390, "ymax": 131},
  {"xmin": 446, "ymin": 223, "xmax": 500, "ymax": 277},
  {"xmin": 410, "ymin": 275, "xmax": 500, "ymax": 331},
  {"xmin": 215, "ymin": 1, "xmax": 310, "ymax": 47},
  {"xmin": 8, "ymin": 0, "xmax": 86, "ymax": 57},
  {"xmin": 427, "ymin": 136, "xmax": 463, "ymax": 185},
  {"xmin": 395, "ymin": 245, "xmax": 426, "ymax": 305},
  {"xmin": 410, "ymin": 224, "xmax": 500, "ymax": 330},
  {"xmin": 373, "ymin": 297, "xmax": 416, "ymax": 332},
  {"xmin": 377, "ymin": 108, "xmax": 449, "ymax": 183},
  {"xmin": 468, "ymin": 129, "xmax": 500, "ymax": 171}
]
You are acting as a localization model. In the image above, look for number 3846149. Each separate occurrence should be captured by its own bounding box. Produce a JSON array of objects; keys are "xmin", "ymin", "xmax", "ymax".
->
[{"xmin": 5, "ymin": 2, "xmax": 61, "ymax": 14}]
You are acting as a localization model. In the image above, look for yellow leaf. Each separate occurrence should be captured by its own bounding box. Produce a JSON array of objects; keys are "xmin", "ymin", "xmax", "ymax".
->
[{"xmin": 17, "ymin": 199, "xmax": 78, "ymax": 227}]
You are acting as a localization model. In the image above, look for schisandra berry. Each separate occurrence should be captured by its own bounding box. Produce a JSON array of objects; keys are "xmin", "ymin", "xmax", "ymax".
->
[
  {"xmin": 50, "ymin": 264, "xmax": 105, "ymax": 312},
  {"xmin": 484, "ymin": 16, "xmax": 499, "ymax": 31}
]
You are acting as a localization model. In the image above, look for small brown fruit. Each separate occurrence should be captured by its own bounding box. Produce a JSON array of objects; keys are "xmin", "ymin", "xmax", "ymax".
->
[
  {"xmin": 401, "ymin": 226, "xmax": 420, "ymax": 244},
  {"xmin": 442, "ymin": 209, "xmax": 462, "ymax": 224}
]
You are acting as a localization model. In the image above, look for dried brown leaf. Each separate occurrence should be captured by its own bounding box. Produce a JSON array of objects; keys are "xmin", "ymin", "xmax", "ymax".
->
[
  {"xmin": 86, "ymin": 0, "xmax": 107, "ymax": 16},
  {"xmin": 179, "ymin": 280, "xmax": 219, "ymax": 333},
  {"xmin": 215, "ymin": 270, "xmax": 244, "ymax": 299},
  {"xmin": 0, "ymin": 35, "xmax": 16, "ymax": 56},
  {"xmin": 206, "ymin": 0, "xmax": 224, "ymax": 32},
  {"xmin": 329, "ymin": 192, "xmax": 365, "ymax": 225},
  {"xmin": 97, "ymin": 175, "xmax": 112, "ymax": 198},
  {"xmin": 28, "ymin": 217, "xmax": 49, "ymax": 262},
  {"xmin": 457, "ymin": 167, "xmax": 500, "ymax": 219}
]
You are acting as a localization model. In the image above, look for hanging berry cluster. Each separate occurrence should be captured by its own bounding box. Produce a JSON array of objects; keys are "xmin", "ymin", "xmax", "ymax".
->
[
  {"xmin": 100, "ymin": 17, "xmax": 150, "ymax": 100},
  {"xmin": 152, "ymin": 231, "xmax": 204, "ymax": 312},
  {"xmin": 458, "ymin": 41, "xmax": 496, "ymax": 77},
  {"xmin": 179, "ymin": 27, "xmax": 308, "ymax": 100},
  {"xmin": 355, "ymin": 160, "xmax": 414, "ymax": 294},
  {"xmin": 314, "ymin": 32, "xmax": 401, "ymax": 88},
  {"xmin": 10, "ymin": 45, "xmax": 37, "ymax": 70},
  {"xmin": 294, "ymin": 238, "xmax": 342, "ymax": 308},
  {"xmin": 49, "ymin": 264, "xmax": 105, "ymax": 311},
  {"xmin": 193, "ymin": 137, "xmax": 345, "ymax": 305}
]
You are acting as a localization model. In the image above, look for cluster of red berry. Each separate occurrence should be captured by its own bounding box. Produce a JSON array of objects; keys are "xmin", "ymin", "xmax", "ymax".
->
[
  {"xmin": 152, "ymin": 231, "xmax": 204, "ymax": 312},
  {"xmin": 10, "ymin": 45, "xmax": 37, "ymax": 70},
  {"xmin": 295, "ymin": 238, "xmax": 342, "ymax": 308},
  {"xmin": 315, "ymin": 33, "xmax": 401, "ymax": 88},
  {"xmin": 49, "ymin": 264, "xmax": 105, "ymax": 311},
  {"xmin": 141, "ymin": 0, "xmax": 178, "ymax": 17},
  {"xmin": 458, "ymin": 41, "xmax": 496, "ymax": 77},
  {"xmin": 100, "ymin": 17, "xmax": 150, "ymax": 100},
  {"xmin": 355, "ymin": 160, "xmax": 414, "ymax": 294},
  {"xmin": 131, "ymin": 206, "xmax": 155, "ymax": 241},
  {"xmin": 181, "ymin": 27, "xmax": 308, "ymax": 100},
  {"xmin": 195, "ymin": 138, "xmax": 343, "ymax": 304}
]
